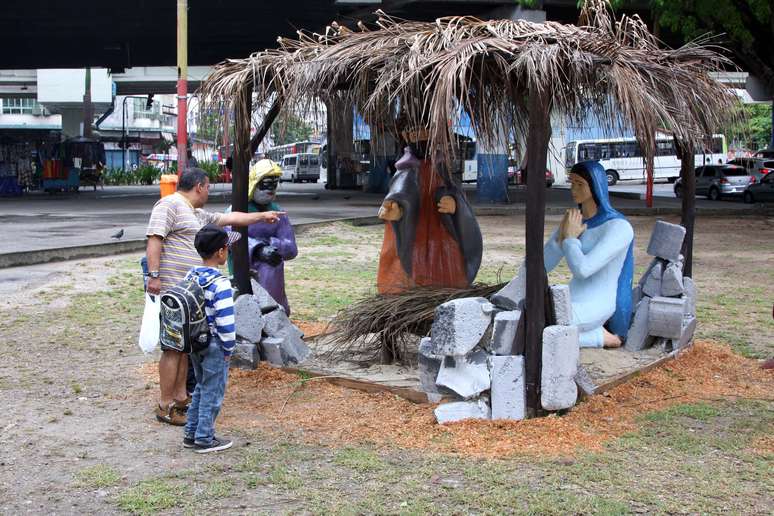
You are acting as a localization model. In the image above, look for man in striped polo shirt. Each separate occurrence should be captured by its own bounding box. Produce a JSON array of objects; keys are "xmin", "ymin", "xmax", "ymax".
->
[{"xmin": 146, "ymin": 168, "xmax": 283, "ymax": 425}]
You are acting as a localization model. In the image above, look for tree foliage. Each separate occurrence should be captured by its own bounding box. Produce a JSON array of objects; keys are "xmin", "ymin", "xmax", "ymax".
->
[
  {"xmin": 725, "ymin": 103, "xmax": 772, "ymax": 150},
  {"xmin": 271, "ymin": 111, "xmax": 314, "ymax": 145}
]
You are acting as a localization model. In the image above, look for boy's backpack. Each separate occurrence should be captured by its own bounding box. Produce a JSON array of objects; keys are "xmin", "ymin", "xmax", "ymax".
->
[{"xmin": 159, "ymin": 273, "xmax": 216, "ymax": 353}]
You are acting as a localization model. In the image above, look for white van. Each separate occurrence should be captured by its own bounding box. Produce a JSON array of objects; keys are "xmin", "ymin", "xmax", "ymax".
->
[{"xmin": 280, "ymin": 152, "xmax": 320, "ymax": 183}]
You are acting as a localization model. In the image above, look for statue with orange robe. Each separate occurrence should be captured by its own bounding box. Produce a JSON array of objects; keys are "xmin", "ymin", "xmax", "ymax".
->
[{"xmin": 376, "ymin": 144, "xmax": 483, "ymax": 294}]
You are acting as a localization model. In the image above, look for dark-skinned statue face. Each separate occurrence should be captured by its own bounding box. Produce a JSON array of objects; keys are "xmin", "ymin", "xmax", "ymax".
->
[{"xmin": 253, "ymin": 176, "xmax": 279, "ymax": 206}]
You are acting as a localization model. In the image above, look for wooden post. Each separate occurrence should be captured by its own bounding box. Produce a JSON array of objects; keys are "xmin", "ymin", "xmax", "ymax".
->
[
  {"xmin": 524, "ymin": 88, "xmax": 551, "ymax": 417},
  {"xmin": 232, "ymin": 84, "xmax": 253, "ymax": 296},
  {"xmin": 676, "ymin": 139, "xmax": 695, "ymax": 277},
  {"xmin": 645, "ymin": 152, "xmax": 654, "ymax": 208}
]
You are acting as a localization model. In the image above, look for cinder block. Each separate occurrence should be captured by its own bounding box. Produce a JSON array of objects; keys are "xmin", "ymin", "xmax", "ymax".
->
[
  {"xmin": 259, "ymin": 336, "xmax": 284, "ymax": 366},
  {"xmin": 429, "ymin": 297, "xmax": 493, "ymax": 356},
  {"xmin": 638, "ymin": 258, "xmax": 660, "ymax": 287},
  {"xmin": 434, "ymin": 398, "xmax": 491, "ymax": 424},
  {"xmin": 540, "ymin": 325, "xmax": 579, "ymax": 411},
  {"xmin": 625, "ymin": 298, "xmax": 654, "ymax": 351},
  {"xmin": 682, "ymin": 277, "xmax": 696, "ymax": 317},
  {"xmin": 661, "ymin": 261, "xmax": 684, "ymax": 297},
  {"xmin": 250, "ymin": 278, "xmax": 280, "ymax": 313},
  {"xmin": 418, "ymin": 337, "xmax": 455, "ymax": 396},
  {"xmin": 632, "ymin": 284, "xmax": 643, "ymax": 310},
  {"xmin": 648, "ymin": 296, "xmax": 685, "ymax": 339},
  {"xmin": 489, "ymin": 355, "xmax": 526, "ymax": 420},
  {"xmin": 675, "ymin": 315, "xmax": 697, "ymax": 350},
  {"xmin": 550, "ymin": 284, "xmax": 573, "ymax": 325},
  {"xmin": 647, "ymin": 220, "xmax": 686, "ymax": 262},
  {"xmin": 230, "ymin": 339, "xmax": 260, "ymax": 370},
  {"xmin": 488, "ymin": 310, "xmax": 521, "ymax": 355},
  {"xmin": 490, "ymin": 265, "xmax": 526, "ymax": 310},
  {"xmin": 642, "ymin": 261, "xmax": 663, "ymax": 298},
  {"xmin": 574, "ymin": 365, "xmax": 597, "ymax": 397},
  {"xmin": 436, "ymin": 349, "xmax": 491, "ymax": 399},
  {"xmin": 234, "ymin": 295, "xmax": 265, "ymax": 344}
]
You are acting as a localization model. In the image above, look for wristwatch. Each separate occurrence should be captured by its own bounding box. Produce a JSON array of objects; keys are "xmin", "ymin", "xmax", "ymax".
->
[{"xmin": 147, "ymin": 271, "xmax": 160, "ymax": 279}]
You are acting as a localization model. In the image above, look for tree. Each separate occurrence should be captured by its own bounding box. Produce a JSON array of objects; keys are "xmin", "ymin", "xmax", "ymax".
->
[
  {"xmin": 271, "ymin": 111, "xmax": 314, "ymax": 145},
  {"xmin": 726, "ymin": 103, "xmax": 773, "ymax": 150}
]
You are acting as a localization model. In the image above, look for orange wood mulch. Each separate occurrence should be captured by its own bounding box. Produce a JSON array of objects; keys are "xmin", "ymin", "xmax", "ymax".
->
[{"xmin": 139, "ymin": 341, "xmax": 773, "ymax": 458}]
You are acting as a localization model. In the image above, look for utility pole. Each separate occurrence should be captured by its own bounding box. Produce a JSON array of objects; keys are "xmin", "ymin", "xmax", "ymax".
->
[
  {"xmin": 177, "ymin": 0, "xmax": 188, "ymax": 174},
  {"xmin": 83, "ymin": 68, "xmax": 93, "ymax": 139}
]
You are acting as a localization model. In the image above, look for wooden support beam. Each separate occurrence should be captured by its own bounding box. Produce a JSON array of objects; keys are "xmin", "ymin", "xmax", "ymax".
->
[
  {"xmin": 231, "ymin": 84, "xmax": 254, "ymax": 296},
  {"xmin": 524, "ymin": 88, "xmax": 551, "ymax": 417},
  {"xmin": 677, "ymin": 139, "xmax": 696, "ymax": 277}
]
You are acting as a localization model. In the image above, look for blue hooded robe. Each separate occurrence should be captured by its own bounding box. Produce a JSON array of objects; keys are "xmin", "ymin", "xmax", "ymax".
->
[{"xmin": 543, "ymin": 160, "xmax": 634, "ymax": 347}]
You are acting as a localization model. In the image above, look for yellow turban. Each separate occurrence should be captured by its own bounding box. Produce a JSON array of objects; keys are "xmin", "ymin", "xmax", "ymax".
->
[{"xmin": 248, "ymin": 159, "xmax": 282, "ymax": 199}]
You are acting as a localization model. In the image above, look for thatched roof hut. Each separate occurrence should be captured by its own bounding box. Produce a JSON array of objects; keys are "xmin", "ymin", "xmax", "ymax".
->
[
  {"xmin": 201, "ymin": 0, "xmax": 737, "ymax": 164},
  {"xmin": 202, "ymin": 0, "xmax": 738, "ymax": 415}
]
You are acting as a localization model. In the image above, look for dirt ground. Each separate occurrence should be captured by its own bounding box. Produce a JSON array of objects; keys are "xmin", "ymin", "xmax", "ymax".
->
[{"xmin": 0, "ymin": 214, "xmax": 772, "ymax": 514}]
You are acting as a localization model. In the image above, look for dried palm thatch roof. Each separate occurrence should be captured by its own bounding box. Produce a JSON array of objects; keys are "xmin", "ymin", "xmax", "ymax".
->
[{"xmin": 200, "ymin": 0, "xmax": 738, "ymax": 163}]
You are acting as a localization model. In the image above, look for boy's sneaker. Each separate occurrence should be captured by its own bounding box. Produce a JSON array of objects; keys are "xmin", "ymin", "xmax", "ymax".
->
[
  {"xmin": 183, "ymin": 435, "xmax": 196, "ymax": 448},
  {"xmin": 194, "ymin": 437, "xmax": 233, "ymax": 454}
]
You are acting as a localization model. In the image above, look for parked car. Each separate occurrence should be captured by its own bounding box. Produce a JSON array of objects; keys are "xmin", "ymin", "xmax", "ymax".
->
[
  {"xmin": 727, "ymin": 157, "xmax": 774, "ymax": 182},
  {"xmin": 753, "ymin": 149, "xmax": 774, "ymax": 159},
  {"xmin": 743, "ymin": 171, "xmax": 774, "ymax": 203},
  {"xmin": 510, "ymin": 167, "xmax": 554, "ymax": 187},
  {"xmin": 674, "ymin": 164, "xmax": 754, "ymax": 200}
]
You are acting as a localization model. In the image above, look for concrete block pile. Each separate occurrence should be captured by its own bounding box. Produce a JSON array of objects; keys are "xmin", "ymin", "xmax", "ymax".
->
[
  {"xmin": 230, "ymin": 279, "xmax": 310, "ymax": 370},
  {"xmin": 625, "ymin": 221, "xmax": 697, "ymax": 353},
  {"xmin": 421, "ymin": 267, "xmax": 580, "ymax": 423}
]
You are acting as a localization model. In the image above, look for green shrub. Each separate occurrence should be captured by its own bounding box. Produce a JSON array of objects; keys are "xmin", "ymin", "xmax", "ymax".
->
[
  {"xmin": 136, "ymin": 165, "xmax": 162, "ymax": 185},
  {"xmin": 198, "ymin": 161, "xmax": 221, "ymax": 183}
]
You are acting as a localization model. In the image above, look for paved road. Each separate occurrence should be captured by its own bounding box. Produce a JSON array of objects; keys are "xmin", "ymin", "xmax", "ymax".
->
[{"xmin": 0, "ymin": 181, "xmax": 763, "ymax": 258}]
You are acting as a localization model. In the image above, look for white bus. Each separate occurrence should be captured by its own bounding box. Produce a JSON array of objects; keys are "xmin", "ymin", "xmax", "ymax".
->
[{"xmin": 565, "ymin": 135, "xmax": 727, "ymax": 186}]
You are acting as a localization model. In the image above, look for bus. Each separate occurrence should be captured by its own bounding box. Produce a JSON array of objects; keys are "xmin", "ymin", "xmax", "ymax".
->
[
  {"xmin": 265, "ymin": 140, "xmax": 320, "ymax": 164},
  {"xmin": 565, "ymin": 135, "xmax": 726, "ymax": 186}
]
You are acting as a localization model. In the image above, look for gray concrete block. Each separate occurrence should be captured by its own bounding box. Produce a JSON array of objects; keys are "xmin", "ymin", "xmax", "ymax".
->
[
  {"xmin": 646, "ymin": 220, "xmax": 686, "ymax": 262},
  {"xmin": 436, "ymin": 349, "xmax": 491, "ymax": 399},
  {"xmin": 540, "ymin": 325, "xmax": 579, "ymax": 411},
  {"xmin": 434, "ymin": 398, "xmax": 491, "ymax": 423},
  {"xmin": 278, "ymin": 332, "xmax": 310, "ymax": 365},
  {"xmin": 234, "ymin": 294, "xmax": 265, "ymax": 344},
  {"xmin": 682, "ymin": 277, "xmax": 696, "ymax": 317},
  {"xmin": 638, "ymin": 258, "xmax": 660, "ymax": 287},
  {"xmin": 625, "ymin": 298, "xmax": 654, "ymax": 351},
  {"xmin": 263, "ymin": 307, "xmax": 303, "ymax": 340},
  {"xmin": 430, "ymin": 297, "xmax": 492, "ymax": 356},
  {"xmin": 230, "ymin": 339, "xmax": 260, "ymax": 370},
  {"xmin": 574, "ymin": 365, "xmax": 597, "ymax": 397},
  {"xmin": 489, "ymin": 355, "xmax": 526, "ymax": 420},
  {"xmin": 632, "ymin": 284, "xmax": 643, "ymax": 310},
  {"xmin": 642, "ymin": 261, "xmax": 663, "ymax": 298},
  {"xmin": 250, "ymin": 278, "xmax": 280, "ymax": 313},
  {"xmin": 488, "ymin": 310, "xmax": 521, "ymax": 355},
  {"xmin": 661, "ymin": 261, "xmax": 684, "ymax": 297},
  {"xmin": 490, "ymin": 265, "xmax": 526, "ymax": 310},
  {"xmin": 418, "ymin": 337, "xmax": 455, "ymax": 396},
  {"xmin": 675, "ymin": 315, "xmax": 697, "ymax": 350},
  {"xmin": 550, "ymin": 284, "xmax": 573, "ymax": 326},
  {"xmin": 259, "ymin": 336, "xmax": 284, "ymax": 366},
  {"xmin": 648, "ymin": 296, "xmax": 685, "ymax": 339}
]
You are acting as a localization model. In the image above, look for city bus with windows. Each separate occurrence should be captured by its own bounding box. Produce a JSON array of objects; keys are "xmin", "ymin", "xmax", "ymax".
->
[
  {"xmin": 265, "ymin": 140, "xmax": 320, "ymax": 164},
  {"xmin": 565, "ymin": 134, "xmax": 726, "ymax": 186}
]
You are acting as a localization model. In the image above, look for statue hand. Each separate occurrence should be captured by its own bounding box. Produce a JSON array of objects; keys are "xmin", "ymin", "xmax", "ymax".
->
[
  {"xmin": 437, "ymin": 195, "xmax": 456, "ymax": 214},
  {"xmin": 565, "ymin": 208, "xmax": 586, "ymax": 239},
  {"xmin": 378, "ymin": 200, "xmax": 402, "ymax": 221},
  {"xmin": 558, "ymin": 210, "xmax": 570, "ymax": 242}
]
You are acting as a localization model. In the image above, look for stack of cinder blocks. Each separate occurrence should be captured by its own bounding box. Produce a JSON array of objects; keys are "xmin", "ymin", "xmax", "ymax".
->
[
  {"xmin": 421, "ymin": 266, "xmax": 580, "ymax": 423},
  {"xmin": 230, "ymin": 278, "xmax": 310, "ymax": 370},
  {"xmin": 625, "ymin": 220, "xmax": 697, "ymax": 353}
]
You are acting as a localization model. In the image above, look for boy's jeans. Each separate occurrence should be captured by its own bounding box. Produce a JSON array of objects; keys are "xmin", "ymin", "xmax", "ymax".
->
[{"xmin": 185, "ymin": 337, "xmax": 229, "ymax": 445}]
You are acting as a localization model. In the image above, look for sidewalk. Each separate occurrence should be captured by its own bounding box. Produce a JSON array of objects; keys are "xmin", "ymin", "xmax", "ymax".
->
[{"xmin": 0, "ymin": 183, "xmax": 769, "ymax": 268}]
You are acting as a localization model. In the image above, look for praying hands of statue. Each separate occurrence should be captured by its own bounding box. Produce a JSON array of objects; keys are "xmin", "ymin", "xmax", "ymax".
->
[
  {"xmin": 378, "ymin": 200, "xmax": 403, "ymax": 221},
  {"xmin": 564, "ymin": 208, "xmax": 587, "ymax": 239},
  {"xmin": 437, "ymin": 195, "xmax": 456, "ymax": 214}
]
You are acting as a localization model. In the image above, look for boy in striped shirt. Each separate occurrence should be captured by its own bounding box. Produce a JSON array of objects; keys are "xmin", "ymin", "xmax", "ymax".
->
[{"xmin": 184, "ymin": 224, "xmax": 240, "ymax": 453}]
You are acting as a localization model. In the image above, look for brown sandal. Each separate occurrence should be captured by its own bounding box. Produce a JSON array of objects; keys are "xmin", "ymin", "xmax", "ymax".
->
[{"xmin": 155, "ymin": 403, "xmax": 186, "ymax": 426}]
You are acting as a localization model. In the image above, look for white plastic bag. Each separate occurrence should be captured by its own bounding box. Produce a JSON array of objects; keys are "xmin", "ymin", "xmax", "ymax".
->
[{"xmin": 138, "ymin": 293, "xmax": 160, "ymax": 354}]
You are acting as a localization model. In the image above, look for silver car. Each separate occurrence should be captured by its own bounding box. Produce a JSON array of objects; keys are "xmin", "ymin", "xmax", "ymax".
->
[
  {"xmin": 674, "ymin": 164, "xmax": 754, "ymax": 200},
  {"xmin": 727, "ymin": 157, "xmax": 774, "ymax": 182}
]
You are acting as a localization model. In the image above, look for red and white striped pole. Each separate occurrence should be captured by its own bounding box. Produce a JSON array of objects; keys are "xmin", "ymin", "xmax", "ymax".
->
[{"xmin": 176, "ymin": 0, "xmax": 188, "ymax": 175}]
